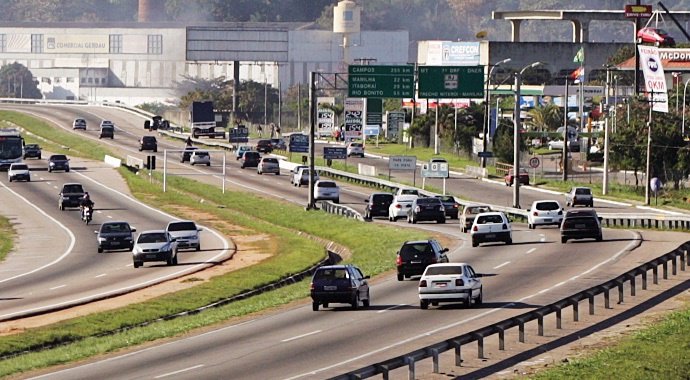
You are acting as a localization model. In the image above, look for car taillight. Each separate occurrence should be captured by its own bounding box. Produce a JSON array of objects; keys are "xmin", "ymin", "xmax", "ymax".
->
[
  {"xmin": 419, "ymin": 280, "xmax": 427, "ymax": 287},
  {"xmin": 532, "ymin": 211, "xmax": 538, "ymax": 216},
  {"xmin": 396, "ymin": 255, "xmax": 402, "ymax": 266},
  {"xmin": 573, "ymin": 196, "xmax": 577, "ymax": 201},
  {"xmin": 310, "ymin": 282, "xmax": 315, "ymax": 290},
  {"xmin": 558, "ymin": 210, "xmax": 563, "ymax": 215},
  {"xmin": 453, "ymin": 204, "xmax": 459, "ymax": 209},
  {"xmin": 502, "ymin": 223, "xmax": 508, "ymax": 230},
  {"xmin": 415, "ymin": 206, "xmax": 420, "ymax": 213},
  {"xmin": 395, "ymin": 204, "xmax": 402, "ymax": 209},
  {"xmin": 455, "ymin": 278, "xmax": 464, "ymax": 286},
  {"xmin": 473, "ymin": 225, "xmax": 478, "ymax": 231},
  {"xmin": 431, "ymin": 257, "xmax": 438, "ymax": 263},
  {"xmin": 439, "ymin": 206, "xmax": 445, "ymax": 212}
]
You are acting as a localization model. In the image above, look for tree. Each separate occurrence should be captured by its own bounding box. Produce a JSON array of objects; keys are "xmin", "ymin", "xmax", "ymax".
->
[
  {"xmin": 526, "ymin": 104, "xmax": 562, "ymax": 133},
  {"xmin": 0, "ymin": 62, "xmax": 42, "ymax": 99}
]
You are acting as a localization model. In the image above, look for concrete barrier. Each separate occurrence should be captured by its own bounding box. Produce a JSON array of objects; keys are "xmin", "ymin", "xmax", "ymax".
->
[{"xmin": 104, "ymin": 155, "xmax": 122, "ymax": 168}]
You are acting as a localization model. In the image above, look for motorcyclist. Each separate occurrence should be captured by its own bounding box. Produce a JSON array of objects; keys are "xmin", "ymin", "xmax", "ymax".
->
[{"xmin": 80, "ymin": 192, "xmax": 94, "ymax": 220}]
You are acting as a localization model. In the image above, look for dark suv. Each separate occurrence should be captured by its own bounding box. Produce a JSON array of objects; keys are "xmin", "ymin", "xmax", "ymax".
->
[
  {"xmin": 310, "ymin": 264, "xmax": 370, "ymax": 311},
  {"xmin": 255, "ymin": 139, "xmax": 273, "ymax": 153},
  {"xmin": 139, "ymin": 136, "xmax": 158, "ymax": 152},
  {"xmin": 560, "ymin": 209, "xmax": 603, "ymax": 243},
  {"xmin": 240, "ymin": 151, "xmax": 261, "ymax": 168},
  {"xmin": 364, "ymin": 192, "xmax": 394, "ymax": 220},
  {"xmin": 407, "ymin": 197, "xmax": 446, "ymax": 224},
  {"xmin": 396, "ymin": 239, "xmax": 449, "ymax": 281},
  {"xmin": 58, "ymin": 183, "xmax": 85, "ymax": 210},
  {"xmin": 23, "ymin": 144, "xmax": 42, "ymax": 159},
  {"xmin": 96, "ymin": 221, "xmax": 136, "ymax": 253},
  {"xmin": 48, "ymin": 154, "xmax": 70, "ymax": 172}
]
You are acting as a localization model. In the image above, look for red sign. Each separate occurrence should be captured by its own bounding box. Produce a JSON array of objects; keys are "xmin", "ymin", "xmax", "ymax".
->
[{"xmin": 625, "ymin": 4, "xmax": 652, "ymax": 18}]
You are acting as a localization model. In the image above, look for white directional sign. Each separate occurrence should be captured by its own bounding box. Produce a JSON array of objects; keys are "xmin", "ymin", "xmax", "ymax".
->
[{"xmin": 389, "ymin": 155, "xmax": 416, "ymax": 170}]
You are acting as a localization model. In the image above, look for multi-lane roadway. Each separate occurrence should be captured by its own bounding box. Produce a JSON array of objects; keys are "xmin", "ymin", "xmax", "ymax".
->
[{"xmin": 0, "ymin": 104, "xmax": 686, "ymax": 379}]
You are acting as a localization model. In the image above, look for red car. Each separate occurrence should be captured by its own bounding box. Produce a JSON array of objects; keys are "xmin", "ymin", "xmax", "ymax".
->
[
  {"xmin": 637, "ymin": 27, "xmax": 675, "ymax": 47},
  {"xmin": 504, "ymin": 168, "xmax": 529, "ymax": 186}
]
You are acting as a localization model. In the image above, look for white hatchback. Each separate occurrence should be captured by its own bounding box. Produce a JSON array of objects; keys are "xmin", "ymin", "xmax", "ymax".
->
[
  {"xmin": 527, "ymin": 200, "xmax": 564, "ymax": 229},
  {"xmin": 388, "ymin": 194, "xmax": 418, "ymax": 222},
  {"xmin": 313, "ymin": 180, "xmax": 340, "ymax": 203},
  {"xmin": 190, "ymin": 150, "xmax": 211, "ymax": 166},
  {"xmin": 8, "ymin": 163, "xmax": 30, "ymax": 182},
  {"xmin": 470, "ymin": 211, "xmax": 512, "ymax": 247},
  {"xmin": 418, "ymin": 263, "xmax": 483, "ymax": 309}
]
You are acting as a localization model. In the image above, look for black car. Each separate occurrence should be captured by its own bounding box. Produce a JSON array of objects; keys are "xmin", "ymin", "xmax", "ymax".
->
[
  {"xmin": 48, "ymin": 154, "xmax": 70, "ymax": 172},
  {"xmin": 396, "ymin": 239, "xmax": 449, "ymax": 281},
  {"xmin": 139, "ymin": 136, "xmax": 158, "ymax": 152},
  {"xmin": 180, "ymin": 147, "xmax": 198, "ymax": 163},
  {"xmin": 255, "ymin": 139, "xmax": 273, "ymax": 153},
  {"xmin": 407, "ymin": 197, "xmax": 446, "ymax": 224},
  {"xmin": 270, "ymin": 138, "xmax": 287, "ymax": 150},
  {"xmin": 310, "ymin": 264, "xmax": 370, "ymax": 311},
  {"xmin": 58, "ymin": 182, "xmax": 85, "ymax": 210},
  {"xmin": 96, "ymin": 221, "xmax": 136, "ymax": 253},
  {"xmin": 364, "ymin": 192, "xmax": 394, "ymax": 220},
  {"xmin": 23, "ymin": 144, "xmax": 42, "ymax": 159},
  {"xmin": 560, "ymin": 209, "xmax": 603, "ymax": 243},
  {"xmin": 435, "ymin": 195, "xmax": 460, "ymax": 219},
  {"xmin": 240, "ymin": 151, "xmax": 261, "ymax": 168}
]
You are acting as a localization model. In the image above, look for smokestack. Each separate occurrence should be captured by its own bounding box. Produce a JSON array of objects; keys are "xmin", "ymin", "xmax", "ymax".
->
[{"xmin": 138, "ymin": 0, "xmax": 165, "ymax": 22}]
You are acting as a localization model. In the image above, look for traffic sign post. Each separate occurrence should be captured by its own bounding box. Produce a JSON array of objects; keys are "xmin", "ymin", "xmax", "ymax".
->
[
  {"xmin": 417, "ymin": 66, "xmax": 484, "ymax": 98},
  {"xmin": 388, "ymin": 155, "xmax": 417, "ymax": 184},
  {"xmin": 529, "ymin": 156, "xmax": 540, "ymax": 185},
  {"xmin": 348, "ymin": 65, "xmax": 414, "ymax": 98}
]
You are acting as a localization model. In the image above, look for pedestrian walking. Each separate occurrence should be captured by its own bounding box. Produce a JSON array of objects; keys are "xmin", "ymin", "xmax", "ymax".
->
[{"xmin": 257, "ymin": 124, "xmax": 263, "ymax": 137}]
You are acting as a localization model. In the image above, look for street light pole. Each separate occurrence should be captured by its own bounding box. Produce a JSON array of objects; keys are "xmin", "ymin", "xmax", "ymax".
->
[
  {"xmin": 683, "ymin": 78, "xmax": 690, "ymax": 136},
  {"xmin": 513, "ymin": 61, "xmax": 542, "ymax": 209},
  {"xmin": 482, "ymin": 58, "xmax": 511, "ymax": 168},
  {"xmin": 563, "ymin": 77, "xmax": 569, "ymax": 182}
]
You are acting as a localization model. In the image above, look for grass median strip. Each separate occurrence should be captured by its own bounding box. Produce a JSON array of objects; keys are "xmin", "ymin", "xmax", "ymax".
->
[
  {"xmin": 0, "ymin": 216, "xmax": 13, "ymax": 263},
  {"xmin": 0, "ymin": 110, "xmax": 430, "ymax": 377}
]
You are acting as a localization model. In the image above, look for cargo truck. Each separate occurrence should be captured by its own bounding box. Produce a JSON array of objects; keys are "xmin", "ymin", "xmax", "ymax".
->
[{"xmin": 190, "ymin": 101, "xmax": 225, "ymax": 139}]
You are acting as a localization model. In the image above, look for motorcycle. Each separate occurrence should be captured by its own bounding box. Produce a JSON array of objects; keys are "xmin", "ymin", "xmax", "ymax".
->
[{"xmin": 82, "ymin": 205, "xmax": 93, "ymax": 224}]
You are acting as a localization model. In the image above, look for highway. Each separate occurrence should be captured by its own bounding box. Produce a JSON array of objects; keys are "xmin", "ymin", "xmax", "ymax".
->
[{"xmin": 0, "ymin": 104, "xmax": 686, "ymax": 379}]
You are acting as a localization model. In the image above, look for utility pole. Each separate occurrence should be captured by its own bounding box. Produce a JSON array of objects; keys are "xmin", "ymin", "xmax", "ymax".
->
[{"xmin": 563, "ymin": 77, "xmax": 569, "ymax": 182}]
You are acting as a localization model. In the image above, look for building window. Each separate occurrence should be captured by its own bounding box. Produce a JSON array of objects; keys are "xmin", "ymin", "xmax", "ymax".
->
[
  {"xmin": 0, "ymin": 34, "xmax": 6, "ymax": 53},
  {"xmin": 109, "ymin": 34, "xmax": 122, "ymax": 54},
  {"xmin": 147, "ymin": 34, "xmax": 162, "ymax": 55},
  {"xmin": 81, "ymin": 77, "xmax": 86, "ymax": 84},
  {"xmin": 66, "ymin": 77, "xmax": 74, "ymax": 83},
  {"xmin": 31, "ymin": 34, "xmax": 43, "ymax": 53}
]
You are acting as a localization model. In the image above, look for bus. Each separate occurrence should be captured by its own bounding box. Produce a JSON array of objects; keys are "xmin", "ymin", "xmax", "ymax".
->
[{"xmin": 0, "ymin": 128, "xmax": 24, "ymax": 170}]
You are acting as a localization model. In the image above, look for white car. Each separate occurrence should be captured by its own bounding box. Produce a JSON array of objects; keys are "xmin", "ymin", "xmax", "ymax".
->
[
  {"xmin": 394, "ymin": 187, "xmax": 421, "ymax": 197},
  {"xmin": 418, "ymin": 263, "xmax": 483, "ymax": 309},
  {"xmin": 470, "ymin": 211, "xmax": 512, "ymax": 247},
  {"xmin": 7, "ymin": 163, "xmax": 30, "ymax": 182},
  {"xmin": 388, "ymin": 194, "xmax": 418, "ymax": 222},
  {"xmin": 132, "ymin": 230, "xmax": 178, "ymax": 268},
  {"xmin": 346, "ymin": 142, "xmax": 364, "ymax": 157},
  {"xmin": 165, "ymin": 220, "xmax": 202, "ymax": 251},
  {"xmin": 527, "ymin": 200, "xmax": 564, "ymax": 229},
  {"xmin": 291, "ymin": 166, "xmax": 319, "ymax": 187},
  {"xmin": 257, "ymin": 157, "xmax": 280, "ymax": 175},
  {"xmin": 190, "ymin": 150, "xmax": 211, "ymax": 166},
  {"xmin": 313, "ymin": 180, "xmax": 340, "ymax": 203}
]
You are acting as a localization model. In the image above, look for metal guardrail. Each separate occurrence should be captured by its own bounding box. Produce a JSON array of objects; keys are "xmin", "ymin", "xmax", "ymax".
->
[{"xmin": 330, "ymin": 244, "xmax": 690, "ymax": 380}]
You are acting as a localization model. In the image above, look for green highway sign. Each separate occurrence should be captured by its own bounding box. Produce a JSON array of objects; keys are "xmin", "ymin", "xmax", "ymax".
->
[
  {"xmin": 348, "ymin": 65, "xmax": 414, "ymax": 98},
  {"xmin": 417, "ymin": 65, "xmax": 484, "ymax": 99}
]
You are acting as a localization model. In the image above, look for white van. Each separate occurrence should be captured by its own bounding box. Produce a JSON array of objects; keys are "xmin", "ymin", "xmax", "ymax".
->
[{"xmin": 291, "ymin": 166, "xmax": 320, "ymax": 187}]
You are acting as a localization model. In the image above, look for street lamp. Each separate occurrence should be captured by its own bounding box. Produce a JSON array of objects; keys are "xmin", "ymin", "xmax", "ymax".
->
[
  {"xmin": 482, "ymin": 58, "xmax": 511, "ymax": 168},
  {"xmin": 513, "ymin": 61, "xmax": 543, "ymax": 209},
  {"xmin": 683, "ymin": 78, "xmax": 690, "ymax": 136}
]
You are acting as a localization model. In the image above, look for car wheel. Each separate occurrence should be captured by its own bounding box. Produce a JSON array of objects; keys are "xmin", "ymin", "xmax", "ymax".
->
[
  {"xmin": 98, "ymin": 247, "xmax": 103, "ymax": 253},
  {"xmin": 566, "ymin": 201, "xmax": 571, "ymax": 207},
  {"xmin": 139, "ymin": 148, "xmax": 142, "ymax": 152},
  {"xmin": 167, "ymin": 254, "xmax": 175, "ymax": 266},
  {"xmin": 589, "ymin": 202, "xmax": 594, "ymax": 207},
  {"xmin": 431, "ymin": 301, "xmax": 439, "ymax": 306},
  {"xmin": 8, "ymin": 178, "xmax": 11, "ymax": 182},
  {"xmin": 275, "ymin": 172, "xmax": 280, "ymax": 175},
  {"xmin": 312, "ymin": 302, "xmax": 319, "ymax": 311},
  {"xmin": 397, "ymin": 274, "xmax": 403, "ymax": 281},
  {"xmin": 153, "ymin": 149, "xmax": 157, "ymax": 153},
  {"xmin": 66, "ymin": 169, "xmax": 70, "ymax": 172},
  {"xmin": 438, "ymin": 218, "xmax": 445, "ymax": 224},
  {"xmin": 528, "ymin": 223, "xmax": 534, "ymax": 229},
  {"xmin": 420, "ymin": 299, "xmax": 429, "ymax": 309},
  {"xmin": 351, "ymin": 294, "xmax": 359, "ymax": 310},
  {"xmin": 362, "ymin": 292, "xmax": 370, "ymax": 308},
  {"xmin": 59, "ymin": 203, "xmax": 64, "ymax": 211},
  {"xmin": 475, "ymin": 288, "xmax": 483, "ymax": 305},
  {"xmin": 173, "ymin": 255, "xmax": 179, "ymax": 265},
  {"xmin": 461, "ymin": 226, "xmax": 467, "ymax": 233},
  {"xmin": 133, "ymin": 261, "xmax": 141, "ymax": 268},
  {"xmin": 596, "ymin": 234, "xmax": 603, "ymax": 242},
  {"xmin": 472, "ymin": 240, "xmax": 478, "ymax": 247},
  {"xmin": 258, "ymin": 171, "xmax": 262, "ymax": 175},
  {"xmin": 506, "ymin": 238, "xmax": 513, "ymax": 245},
  {"xmin": 561, "ymin": 236, "xmax": 567, "ymax": 243},
  {"xmin": 48, "ymin": 168, "xmax": 52, "ymax": 173}
]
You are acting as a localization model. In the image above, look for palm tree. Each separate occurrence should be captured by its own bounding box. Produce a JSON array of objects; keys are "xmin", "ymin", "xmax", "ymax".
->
[{"xmin": 526, "ymin": 104, "xmax": 562, "ymax": 133}]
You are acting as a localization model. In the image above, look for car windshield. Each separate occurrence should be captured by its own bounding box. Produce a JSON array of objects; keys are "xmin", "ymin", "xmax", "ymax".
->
[
  {"xmin": 25, "ymin": 144, "xmax": 39, "ymax": 149},
  {"xmin": 62, "ymin": 184, "xmax": 83, "ymax": 193},
  {"xmin": 51, "ymin": 155, "xmax": 67, "ymax": 161},
  {"xmin": 400, "ymin": 189, "xmax": 419, "ymax": 195},
  {"xmin": 263, "ymin": 158, "xmax": 278, "ymax": 163},
  {"xmin": 167, "ymin": 222, "xmax": 197, "ymax": 231},
  {"xmin": 575, "ymin": 188, "xmax": 591, "ymax": 195},
  {"xmin": 12, "ymin": 164, "xmax": 28, "ymax": 170},
  {"xmin": 399, "ymin": 243, "xmax": 433, "ymax": 260},
  {"xmin": 102, "ymin": 223, "xmax": 130, "ymax": 233},
  {"xmin": 416, "ymin": 198, "xmax": 440, "ymax": 205},
  {"xmin": 138, "ymin": 233, "xmax": 168, "ymax": 244},
  {"xmin": 425, "ymin": 266, "xmax": 463, "ymax": 276},
  {"xmin": 143, "ymin": 137, "xmax": 155, "ymax": 142},
  {"xmin": 195, "ymin": 152, "xmax": 209, "ymax": 157},
  {"xmin": 476, "ymin": 214, "xmax": 504, "ymax": 224},
  {"xmin": 437, "ymin": 196, "xmax": 454, "ymax": 202},
  {"xmin": 314, "ymin": 268, "xmax": 349, "ymax": 280},
  {"xmin": 467, "ymin": 206, "xmax": 490, "ymax": 215},
  {"xmin": 535, "ymin": 202, "xmax": 560, "ymax": 211},
  {"xmin": 317, "ymin": 181, "xmax": 337, "ymax": 188},
  {"xmin": 372, "ymin": 194, "xmax": 393, "ymax": 203}
]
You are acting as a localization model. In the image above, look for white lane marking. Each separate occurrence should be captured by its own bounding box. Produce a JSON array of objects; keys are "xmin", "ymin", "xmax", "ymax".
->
[
  {"xmin": 539, "ymin": 234, "xmax": 546, "ymax": 242},
  {"xmin": 94, "ymin": 273, "xmax": 107, "ymax": 278},
  {"xmin": 493, "ymin": 261, "xmax": 510, "ymax": 269},
  {"xmin": 281, "ymin": 330, "xmax": 322, "ymax": 343},
  {"xmin": 124, "ymin": 264, "xmax": 132, "ymax": 268},
  {"xmin": 285, "ymin": 230, "xmax": 642, "ymax": 380},
  {"xmin": 526, "ymin": 248, "xmax": 536, "ymax": 254},
  {"xmin": 153, "ymin": 364, "xmax": 205, "ymax": 379},
  {"xmin": 0, "ymin": 182, "xmax": 76, "ymax": 285},
  {"xmin": 377, "ymin": 304, "xmax": 408, "ymax": 313},
  {"xmin": 49, "ymin": 285, "xmax": 66, "ymax": 290},
  {"xmin": 96, "ymin": 210, "xmax": 103, "ymax": 214},
  {"xmin": 107, "ymin": 215, "xmax": 113, "ymax": 219}
]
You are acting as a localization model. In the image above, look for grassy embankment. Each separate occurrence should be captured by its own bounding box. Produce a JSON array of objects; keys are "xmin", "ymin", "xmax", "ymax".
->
[
  {"xmin": 0, "ymin": 216, "xmax": 13, "ymax": 263},
  {"xmin": 0, "ymin": 110, "xmax": 429, "ymax": 376}
]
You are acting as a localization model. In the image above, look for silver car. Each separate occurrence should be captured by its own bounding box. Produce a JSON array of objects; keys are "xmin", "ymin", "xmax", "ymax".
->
[
  {"xmin": 257, "ymin": 157, "xmax": 280, "ymax": 175},
  {"xmin": 565, "ymin": 187, "xmax": 594, "ymax": 207},
  {"xmin": 132, "ymin": 230, "xmax": 178, "ymax": 268}
]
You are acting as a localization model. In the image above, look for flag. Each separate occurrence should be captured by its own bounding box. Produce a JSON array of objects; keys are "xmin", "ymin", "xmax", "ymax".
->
[
  {"xmin": 570, "ymin": 66, "xmax": 585, "ymax": 83},
  {"xmin": 573, "ymin": 47, "xmax": 584, "ymax": 63}
]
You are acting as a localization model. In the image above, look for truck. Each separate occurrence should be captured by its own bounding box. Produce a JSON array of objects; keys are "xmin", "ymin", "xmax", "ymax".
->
[{"xmin": 190, "ymin": 101, "xmax": 225, "ymax": 139}]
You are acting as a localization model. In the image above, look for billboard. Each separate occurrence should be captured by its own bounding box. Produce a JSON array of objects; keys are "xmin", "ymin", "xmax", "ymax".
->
[
  {"xmin": 419, "ymin": 41, "xmax": 481, "ymax": 66},
  {"xmin": 344, "ymin": 98, "xmax": 364, "ymax": 140},
  {"xmin": 638, "ymin": 45, "xmax": 669, "ymax": 113}
]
